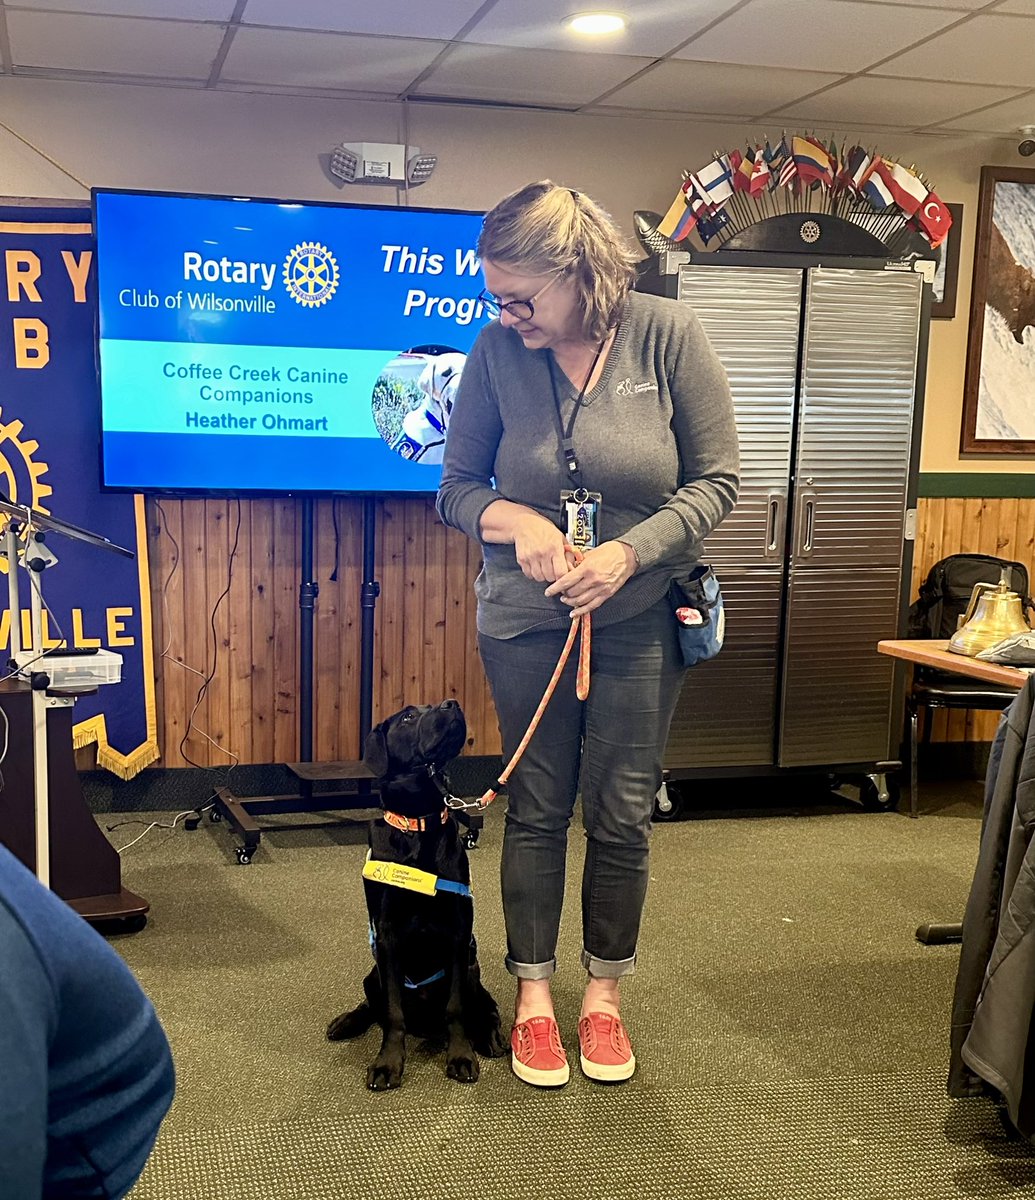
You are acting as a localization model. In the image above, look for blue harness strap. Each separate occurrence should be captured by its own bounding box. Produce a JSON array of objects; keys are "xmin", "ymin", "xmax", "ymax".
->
[
  {"xmin": 363, "ymin": 855, "xmax": 471, "ymax": 989},
  {"xmin": 367, "ymin": 922, "xmax": 446, "ymax": 990},
  {"xmin": 433, "ymin": 877, "xmax": 471, "ymax": 896}
]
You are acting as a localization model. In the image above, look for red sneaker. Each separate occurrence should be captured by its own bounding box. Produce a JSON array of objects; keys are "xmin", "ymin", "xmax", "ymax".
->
[
  {"xmin": 578, "ymin": 1012, "xmax": 636, "ymax": 1082},
  {"xmin": 510, "ymin": 1016, "xmax": 570, "ymax": 1087}
]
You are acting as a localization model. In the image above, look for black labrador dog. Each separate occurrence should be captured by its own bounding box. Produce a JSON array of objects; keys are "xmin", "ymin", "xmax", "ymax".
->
[{"xmin": 327, "ymin": 699, "xmax": 506, "ymax": 1090}]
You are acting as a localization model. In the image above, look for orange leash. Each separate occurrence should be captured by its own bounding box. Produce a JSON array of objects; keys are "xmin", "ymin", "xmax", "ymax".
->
[{"xmin": 460, "ymin": 546, "xmax": 591, "ymax": 812}]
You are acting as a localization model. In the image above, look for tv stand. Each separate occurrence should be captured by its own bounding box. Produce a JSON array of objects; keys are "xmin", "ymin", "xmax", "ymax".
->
[{"xmin": 209, "ymin": 498, "xmax": 482, "ymax": 862}]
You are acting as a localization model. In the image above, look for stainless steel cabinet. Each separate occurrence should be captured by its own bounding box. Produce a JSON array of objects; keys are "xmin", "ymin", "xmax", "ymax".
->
[{"xmin": 664, "ymin": 262, "xmax": 925, "ymax": 778}]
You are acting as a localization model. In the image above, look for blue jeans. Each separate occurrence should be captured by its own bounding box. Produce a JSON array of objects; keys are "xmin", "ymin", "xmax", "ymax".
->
[{"xmin": 478, "ymin": 597, "xmax": 687, "ymax": 981}]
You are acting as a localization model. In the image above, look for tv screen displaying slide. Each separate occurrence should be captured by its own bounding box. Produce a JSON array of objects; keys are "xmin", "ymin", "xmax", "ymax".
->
[{"xmin": 93, "ymin": 189, "xmax": 490, "ymax": 495}]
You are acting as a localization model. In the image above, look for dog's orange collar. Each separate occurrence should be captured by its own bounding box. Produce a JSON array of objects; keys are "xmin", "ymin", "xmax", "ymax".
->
[{"xmin": 383, "ymin": 808, "xmax": 449, "ymax": 833}]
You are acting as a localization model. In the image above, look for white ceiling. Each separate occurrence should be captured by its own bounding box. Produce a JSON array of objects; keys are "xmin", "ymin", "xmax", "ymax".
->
[{"xmin": 1, "ymin": 0, "xmax": 1033, "ymax": 137}]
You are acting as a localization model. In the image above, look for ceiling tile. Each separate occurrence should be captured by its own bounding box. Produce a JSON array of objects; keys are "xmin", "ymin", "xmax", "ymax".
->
[
  {"xmin": 6, "ymin": 10, "xmax": 226, "ymax": 76},
  {"xmin": 220, "ymin": 28, "xmax": 445, "ymax": 91},
  {"xmin": 241, "ymin": 0, "xmax": 485, "ymax": 39},
  {"xmin": 771, "ymin": 74, "xmax": 1024, "ymax": 127},
  {"xmin": 581, "ymin": 105, "xmax": 749, "ymax": 123},
  {"xmin": 834, "ymin": 0, "xmax": 991, "ymax": 7},
  {"xmin": 993, "ymin": 0, "xmax": 1035, "ymax": 12},
  {"xmin": 673, "ymin": 0, "xmax": 960, "ymax": 72},
  {"xmin": 598, "ymin": 58, "xmax": 843, "ymax": 115},
  {"xmin": 7, "ymin": 0, "xmax": 235, "ymax": 14},
  {"xmin": 460, "ymin": 0, "xmax": 741, "ymax": 56},
  {"xmin": 926, "ymin": 92, "xmax": 1035, "ymax": 133},
  {"xmin": 877, "ymin": 14, "xmax": 1035, "ymax": 87},
  {"xmin": 412, "ymin": 43, "xmax": 653, "ymax": 107}
]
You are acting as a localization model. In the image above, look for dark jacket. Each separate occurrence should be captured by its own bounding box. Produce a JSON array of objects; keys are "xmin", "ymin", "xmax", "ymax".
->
[
  {"xmin": 948, "ymin": 674, "xmax": 1035, "ymax": 1137},
  {"xmin": 0, "ymin": 844, "xmax": 175, "ymax": 1198}
]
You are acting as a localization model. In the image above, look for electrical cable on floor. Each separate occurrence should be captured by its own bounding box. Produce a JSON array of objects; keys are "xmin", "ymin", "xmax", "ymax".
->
[{"xmin": 109, "ymin": 801, "xmax": 217, "ymax": 855}]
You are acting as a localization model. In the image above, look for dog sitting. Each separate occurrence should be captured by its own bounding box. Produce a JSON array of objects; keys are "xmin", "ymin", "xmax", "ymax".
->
[{"xmin": 327, "ymin": 699, "xmax": 506, "ymax": 1090}]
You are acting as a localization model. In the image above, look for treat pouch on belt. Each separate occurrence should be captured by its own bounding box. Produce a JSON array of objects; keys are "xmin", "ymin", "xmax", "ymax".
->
[{"xmin": 668, "ymin": 564, "xmax": 724, "ymax": 667}]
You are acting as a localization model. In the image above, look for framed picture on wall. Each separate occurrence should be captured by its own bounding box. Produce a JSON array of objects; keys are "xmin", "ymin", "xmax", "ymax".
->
[
  {"xmin": 961, "ymin": 166, "xmax": 1035, "ymax": 454},
  {"xmin": 931, "ymin": 202, "xmax": 962, "ymax": 320}
]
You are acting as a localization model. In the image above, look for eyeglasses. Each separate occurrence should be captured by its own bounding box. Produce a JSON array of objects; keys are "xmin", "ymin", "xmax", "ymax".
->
[{"xmin": 476, "ymin": 272, "xmax": 563, "ymax": 321}]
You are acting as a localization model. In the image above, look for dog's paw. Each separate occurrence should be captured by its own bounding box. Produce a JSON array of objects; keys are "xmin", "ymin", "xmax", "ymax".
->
[
  {"xmin": 367, "ymin": 1057, "xmax": 404, "ymax": 1091},
  {"xmin": 446, "ymin": 1050, "xmax": 480, "ymax": 1084},
  {"xmin": 476, "ymin": 1023, "xmax": 510, "ymax": 1059},
  {"xmin": 327, "ymin": 1004, "xmax": 373, "ymax": 1041}
]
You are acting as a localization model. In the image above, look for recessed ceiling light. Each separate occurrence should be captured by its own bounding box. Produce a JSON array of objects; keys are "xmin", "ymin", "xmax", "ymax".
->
[{"xmin": 567, "ymin": 12, "xmax": 626, "ymax": 35}]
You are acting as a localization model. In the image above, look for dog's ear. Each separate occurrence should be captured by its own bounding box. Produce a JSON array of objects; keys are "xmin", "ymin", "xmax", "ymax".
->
[{"xmin": 363, "ymin": 727, "xmax": 388, "ymax": 778}]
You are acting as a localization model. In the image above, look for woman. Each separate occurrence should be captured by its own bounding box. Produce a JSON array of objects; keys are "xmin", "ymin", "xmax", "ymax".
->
[{"xmin": 437, "ymin": 181, "xmax": 738, "ymax": 1087}]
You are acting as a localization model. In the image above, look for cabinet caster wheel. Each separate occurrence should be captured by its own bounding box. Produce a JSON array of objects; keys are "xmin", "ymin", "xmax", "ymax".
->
[
  {"xmin": 209, "ymin": 808, "xmax": 222, "ymax": 823},
  {"xmin": 653, "ymin": 782, "xmax": 685, "ymax": 822},
  {"xmin": 235, "ymin": 847, "xmax": 253, "ymax": 865},
  {"xmin": 860, "ymin": 773, "xmax": 900, "ymax": 812},
  {"xmin": 462, "ymin": 830, "xmax": 479, "ymax": 849}
]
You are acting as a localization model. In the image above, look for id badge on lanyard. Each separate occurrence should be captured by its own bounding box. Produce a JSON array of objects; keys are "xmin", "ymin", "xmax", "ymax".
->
[
  {"xmin": 561, "ymin": 488, "xmax": 602, "ymax": 551},
  {"xmin": 550, "ymin": 341, "xmax": 606, "ymax": 552}
]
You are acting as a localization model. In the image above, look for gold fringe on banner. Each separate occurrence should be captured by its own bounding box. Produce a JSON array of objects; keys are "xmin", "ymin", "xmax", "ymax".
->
[{"xmin": 71, "ymin": 496, "xmax": 160, "ymax": 779}]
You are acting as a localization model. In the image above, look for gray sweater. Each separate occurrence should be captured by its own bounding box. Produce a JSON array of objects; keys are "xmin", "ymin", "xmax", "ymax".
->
[{"xmin": 436, "ymin": 290, "xmax": 739, "ymax": 638}]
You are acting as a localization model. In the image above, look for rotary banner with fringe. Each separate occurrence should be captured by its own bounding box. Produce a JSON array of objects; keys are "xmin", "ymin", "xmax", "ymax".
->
[{"xmin": 1, "ymin": 202, "xmax": 158, "ymax": 778}]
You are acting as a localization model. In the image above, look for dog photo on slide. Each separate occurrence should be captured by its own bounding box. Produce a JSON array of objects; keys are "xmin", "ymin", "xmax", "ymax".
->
[{"xmin": 327, "ymin": 699, "xmax": 506, "ymax": 1090}]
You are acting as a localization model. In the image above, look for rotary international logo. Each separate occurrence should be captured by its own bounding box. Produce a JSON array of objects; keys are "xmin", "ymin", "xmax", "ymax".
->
[{"xmin": 282, "ymin": 242, "xmax": 340, "ymax": 309}]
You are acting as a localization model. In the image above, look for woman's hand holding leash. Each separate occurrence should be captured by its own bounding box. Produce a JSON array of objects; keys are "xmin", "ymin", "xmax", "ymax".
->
[
  {"xmin": 544, "ymin": 540, "xmax": 638, "ymax": 616},
  {"xmin": 479, "ymin": 500, "xmax": 572, "ymax": 583}
]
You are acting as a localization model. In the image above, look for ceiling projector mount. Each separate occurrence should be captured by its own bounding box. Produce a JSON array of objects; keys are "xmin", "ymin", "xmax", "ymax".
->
[{"xmin": 328, "ymin": 141, "xmax": 437, "ymax": 186}]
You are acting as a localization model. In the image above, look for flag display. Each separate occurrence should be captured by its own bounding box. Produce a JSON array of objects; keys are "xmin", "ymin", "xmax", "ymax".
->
[{"xmin": 657, "ymin": 132, "xmax": 952, "ymax": 256}]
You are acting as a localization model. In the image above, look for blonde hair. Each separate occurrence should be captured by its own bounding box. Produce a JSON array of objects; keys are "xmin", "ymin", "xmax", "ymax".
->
[{"xmin": 477, "ymin": 181, "xmax": 638, "ymax": 343}]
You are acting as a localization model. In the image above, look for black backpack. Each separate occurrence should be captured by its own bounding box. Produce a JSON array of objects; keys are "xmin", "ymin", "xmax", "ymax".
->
[{"xmin": 908, "ymin": 553, "xmax": 1034, "ymax": 639}]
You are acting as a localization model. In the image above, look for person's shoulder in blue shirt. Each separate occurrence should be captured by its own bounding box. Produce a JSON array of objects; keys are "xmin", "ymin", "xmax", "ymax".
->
[{"xmin": 0, "ymin": 842, "xmax": 175, "ymax": 1199}]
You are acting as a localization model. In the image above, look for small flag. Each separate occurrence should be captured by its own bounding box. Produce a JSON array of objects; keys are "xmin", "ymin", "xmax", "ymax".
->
[
  {"xmin": 657, "ymin": 188, "xmax": 691, "ymax": 239},
  {"xmin": 914, "ymin": 191, "xmax": 953, "ymax": 248},
  {"xmin": 696, "ymin": 207, "xmax": 731, "ymax": 246},
  {"xmin": 844, "ymin": 146, "xmax": 871, "ymax": 194},
  {"xmin": 697, "ymin": 157, "xmax": 734, "ymax": 207},
  {"xmin": 861, "ymin": 158, "xmax": 894, "ymax": 209},
  {"xmin": 768, "ymin": 138, "xmax": 790, "ymax": 190},
  {"xmin": 749, "ymin": 146, "xmax": 771, "ymax": 196},
  {"xmin": 792, "ymin": 136, "xmax": 832, "ymax": 187},
  {"xmin": 887, "ymin": 161, "xmax": 928, "ymax": 217},
  {"xmin": 778, "ymin": 147, "xmax": 798, "ymax": 191}
]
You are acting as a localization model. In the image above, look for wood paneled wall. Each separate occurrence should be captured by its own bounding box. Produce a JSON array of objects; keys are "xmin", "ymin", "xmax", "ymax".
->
[
  {"xmin": 149, "ymin": 497, "xmax": 498, "ymax": 769},
  {"xmin": 148, "ymin": 493, "xmax": 1032, "ymax": 768},
  {"xmin": 910, "ymin": 496, "xmax": 1035, "ymax": 743}
]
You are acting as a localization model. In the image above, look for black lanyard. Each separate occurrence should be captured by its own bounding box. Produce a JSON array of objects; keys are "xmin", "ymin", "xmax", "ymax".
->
[{"xmin": 547, "ymin": 339, "xmax": 605, "ymax": 488}]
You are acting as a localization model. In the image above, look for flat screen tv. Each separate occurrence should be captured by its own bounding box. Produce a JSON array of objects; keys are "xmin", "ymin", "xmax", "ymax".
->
[{"xmin": 93, "ymin": 188, "xmax": 489, "ymax": 495}]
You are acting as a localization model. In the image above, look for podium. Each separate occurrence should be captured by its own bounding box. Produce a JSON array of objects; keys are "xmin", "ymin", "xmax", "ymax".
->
[
  {"xmin": 0, "ymin": 679, "xmax": 148, "ymax": 925},
  {"xmin": 0, "ymin": 500, "xmax": 148, "ymax": 928}
]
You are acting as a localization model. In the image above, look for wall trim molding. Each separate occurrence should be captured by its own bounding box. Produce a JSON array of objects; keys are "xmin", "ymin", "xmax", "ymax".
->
[{"xmin": 919, "ymin": 473, "xmax": 1035, "ymax": 498}]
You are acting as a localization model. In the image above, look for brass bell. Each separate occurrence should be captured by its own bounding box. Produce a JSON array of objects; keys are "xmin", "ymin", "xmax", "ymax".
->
[{"xmin": 948, "ymin": 569, "xmax": 1031, "ymax": 658}]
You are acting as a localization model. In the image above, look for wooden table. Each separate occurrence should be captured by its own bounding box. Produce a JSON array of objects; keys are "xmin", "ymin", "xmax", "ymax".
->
[
  {"xmin": 877, "ymin": 639, "xmax": 1031, "ymax": 691},
  {"xmin": 877, "ymin": 638, "xmax": 1029, "ymax": 945}
]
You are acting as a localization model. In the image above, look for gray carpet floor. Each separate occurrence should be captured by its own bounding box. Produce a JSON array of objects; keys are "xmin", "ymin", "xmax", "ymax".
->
[{"xmin": 101, "ymin": 781, "xmax": 1035, "ymax": 1200}]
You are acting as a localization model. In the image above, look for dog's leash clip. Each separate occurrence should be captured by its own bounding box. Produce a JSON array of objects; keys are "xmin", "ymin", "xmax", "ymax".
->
[{"xmin": 443, "ymin": 792, "xmax": 487, "ymax": 813}]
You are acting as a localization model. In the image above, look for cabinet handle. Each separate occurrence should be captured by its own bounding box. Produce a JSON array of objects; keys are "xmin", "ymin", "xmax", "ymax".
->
[
  {"xmin": 765, "ymin": 492, "xmax": 786, "ymax": 558},
  {"xmin": 798, "ymin": 494, "xmax": 815, "ymax": 558}
]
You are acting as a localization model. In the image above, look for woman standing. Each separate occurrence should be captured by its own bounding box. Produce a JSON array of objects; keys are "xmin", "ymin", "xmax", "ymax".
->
[{"xmin": 437, "ymin": 181, "xmax": 738, "ymax": 1087}]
